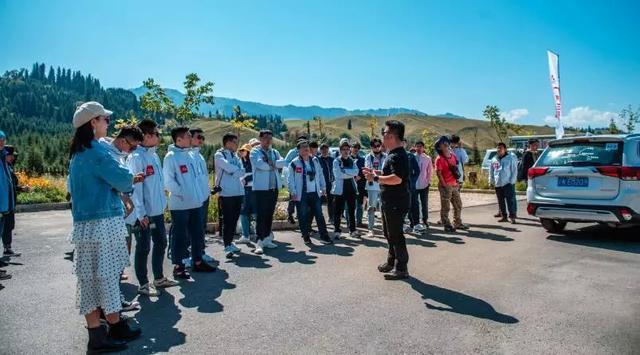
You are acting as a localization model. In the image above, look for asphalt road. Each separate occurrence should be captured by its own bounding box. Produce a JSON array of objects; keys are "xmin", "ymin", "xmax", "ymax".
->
[{"xmin": 1, "ymin": 201, "xmax": 639, "ymax": 354}]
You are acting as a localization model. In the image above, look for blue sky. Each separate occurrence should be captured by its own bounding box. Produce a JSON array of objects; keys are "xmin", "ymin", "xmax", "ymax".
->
[{"xmin": 1, "ymin": 0, "xmax": 639, "ymax": 128}]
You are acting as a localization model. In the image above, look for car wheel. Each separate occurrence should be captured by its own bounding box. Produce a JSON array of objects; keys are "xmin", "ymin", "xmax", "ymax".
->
[{"xmin": 540, "ymin": 218, "xmax": 567, "ymax": 233}]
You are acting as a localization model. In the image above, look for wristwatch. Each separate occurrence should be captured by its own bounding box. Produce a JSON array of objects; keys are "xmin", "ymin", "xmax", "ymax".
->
[{"xmin": 373, "ymin": 175, "xmax": 379, "ymax": 183}]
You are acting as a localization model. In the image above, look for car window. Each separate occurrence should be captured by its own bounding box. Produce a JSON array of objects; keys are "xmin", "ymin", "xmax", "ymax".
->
[{"xmin": 537, "ymin": 141, "xmax": 623, "ymax": 167}]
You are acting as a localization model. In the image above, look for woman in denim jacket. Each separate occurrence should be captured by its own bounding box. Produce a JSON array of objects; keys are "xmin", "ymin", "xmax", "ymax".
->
[{"xmin": 67, "ymin": 102, "xmax": 143, "ymax": 353}]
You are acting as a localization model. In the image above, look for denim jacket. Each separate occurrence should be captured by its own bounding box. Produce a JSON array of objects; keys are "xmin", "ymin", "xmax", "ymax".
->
[{"xmin": 68, "ymin": 140, "xmax": 134, "ymax": 222}]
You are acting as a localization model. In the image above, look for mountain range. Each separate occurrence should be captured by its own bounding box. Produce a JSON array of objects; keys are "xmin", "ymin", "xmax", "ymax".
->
[{"xmin": 129, "ymin": 86, "xmax": 464, "ymax": 120}]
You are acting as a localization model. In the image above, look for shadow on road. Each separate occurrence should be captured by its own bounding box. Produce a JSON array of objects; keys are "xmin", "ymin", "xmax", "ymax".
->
[
  {"xmin": 126, "ymin": 292, "xmax": 186, "ymax": 354},
  {"xmin": 547, "ymin": 224, "xmax": 640, "ymax": 254},
  {"xmin": 405, "ymin": 277, "xmax": 519, "ymax": 324},
  {"xmin": 225, "ymin": 252, "xmax": 273, "ymax": 269},
  {"xmin": 267, "ymin": 241, "xmax": 318, "ymax": 265},
  {"xmin": 458, "ymin": 229, "xmax": 514, "ymax": 242},
  {"xmin": 177, "ymin": 267, "xmax": 236, "ymax": 313}
]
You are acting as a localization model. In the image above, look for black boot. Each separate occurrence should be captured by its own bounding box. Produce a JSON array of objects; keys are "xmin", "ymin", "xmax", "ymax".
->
[
  {"xmin": 108, "ymin": 318, "xmax": 142, "ymax": 342},
  {"xmin": 87, "ymin": 325, "xmax": 127, "ymax": 354}
]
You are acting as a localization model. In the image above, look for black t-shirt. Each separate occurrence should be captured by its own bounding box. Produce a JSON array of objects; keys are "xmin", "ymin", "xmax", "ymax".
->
[{"xmin": 380, "ymin": 147, "xmax": 410, "ymax": 210}]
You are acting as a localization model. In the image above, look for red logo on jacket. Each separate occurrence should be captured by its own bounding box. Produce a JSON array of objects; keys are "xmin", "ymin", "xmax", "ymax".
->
[
  {"xmin": 295, "ymin": 166, "xmax": 303, "ymax": 174},
  {"xmin": 180, "ymin": 165, "xmax": 188, "ymax": 174},
  {"xmin": 145, "ymin": 165, "xmax": 155, "ymax": 176}
]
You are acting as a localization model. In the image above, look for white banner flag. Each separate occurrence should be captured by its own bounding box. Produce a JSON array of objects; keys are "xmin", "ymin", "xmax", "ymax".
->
[{"xmin": 547, "ymin": 50, "xmax": 564, "ymax": 139}]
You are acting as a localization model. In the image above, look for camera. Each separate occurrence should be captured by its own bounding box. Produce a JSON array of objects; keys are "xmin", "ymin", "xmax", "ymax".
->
[
  {"xmin": 211, "ymin": 185, "xmax": 223, "ymax": 195},
  {"xmin": 308, "ymin": 171, "xmax": 316, "ymax": 182}
]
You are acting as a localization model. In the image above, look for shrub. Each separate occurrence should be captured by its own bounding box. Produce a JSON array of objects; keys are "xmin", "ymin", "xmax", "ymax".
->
[{"xmin": 15, "ymin": 172, "xmax": 66, "ymax": 204}]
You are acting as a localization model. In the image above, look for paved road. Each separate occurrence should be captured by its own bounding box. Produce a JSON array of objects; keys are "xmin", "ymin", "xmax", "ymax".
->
[{"xmin": 1, "ymin": 202, "xmax": 639, "ymax": 354}]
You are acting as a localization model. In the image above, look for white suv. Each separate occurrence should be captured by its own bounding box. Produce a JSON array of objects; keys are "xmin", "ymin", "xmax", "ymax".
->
[{"xmin": 527, "ymin": 134, "xmax": 640, "ymax": 233}]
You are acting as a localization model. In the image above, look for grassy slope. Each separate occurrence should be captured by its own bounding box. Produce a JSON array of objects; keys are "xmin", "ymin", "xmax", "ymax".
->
[
  {"xmin": 193, "ymin": 119, "xmax": 287, "ymax": 146},
  {"xmin": 286, "ymin": 114, "xmax": 555, "ymax": 150}
]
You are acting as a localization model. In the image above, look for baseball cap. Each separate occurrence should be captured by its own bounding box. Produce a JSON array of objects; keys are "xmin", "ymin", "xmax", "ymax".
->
[
  {"xmin": 0, "ymin": 130, "xmax": 6, "ymax": 139},
  {"xmin": 73, "ymin": 101, "xmax": 113, "ymax": 128},
  {"xmin": 248, "ymin": 138, "xmax": 260, "ymax": 146},
  {"xmin": 339, "ymin": 138, "xmax": 350, "ymax": 147}
]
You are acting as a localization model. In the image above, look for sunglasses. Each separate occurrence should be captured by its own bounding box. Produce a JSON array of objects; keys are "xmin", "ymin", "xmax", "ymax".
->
[
  {"xmin": 195, "ymin": 135, "xmax": 205, "ymax": 141},
  {"xmin": 97, "ymin": 116, "xmax": 110, "ymax": 125}
]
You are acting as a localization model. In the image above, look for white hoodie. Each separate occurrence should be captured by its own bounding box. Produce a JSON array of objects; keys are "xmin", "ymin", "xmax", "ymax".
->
[{"xmin": 163, "ymin": 144, "xmax": 203, "ymax": 210}]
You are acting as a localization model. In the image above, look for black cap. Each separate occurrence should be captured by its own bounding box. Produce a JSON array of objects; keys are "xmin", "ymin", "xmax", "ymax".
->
[{"xmin": 4, "ymin": 145, "xmax": 16, "ymax": 155}]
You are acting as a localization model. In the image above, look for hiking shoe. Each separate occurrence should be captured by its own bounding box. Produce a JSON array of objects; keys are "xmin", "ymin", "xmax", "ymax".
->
[
  {"xmin": 173, "ymin": 266, "xmax": 191, "ymax": 280},
  {"xmin": 3, "ymin": 249, "xmax": 21, "ymax": 257},
  {"xmin": 378, "ymin": 263, "xmax": 394, "ymax": 273},
  {"xmin": 192, "ymin": 261, "xmax": 216, "ymax": 273},
  {"xmin": 121, "ymin": 300, "xmax": 140, "ymax": 312},
  {"xmin": 137, "ymin": 283, "xmax": 160, "ymax": 297}
]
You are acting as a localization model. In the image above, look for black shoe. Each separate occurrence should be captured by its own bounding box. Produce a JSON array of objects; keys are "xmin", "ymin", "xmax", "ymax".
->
[
  {"xmin": 173, "ymin": 265, "xmax": 191, "ymax": 279},
  {"xmin": 377, "ymin": 263, "xmax": 394, "ymax": 273},
  {"xmin": 108, "ymin": 317, "xmax": 142, "ymax": 342},
  {"xmin": 510, "ymin": 217, "xmax": 517, "ymax": 224},
  {"xmin": 494, "ymin": 213, "xmax": 502, "ymax": 218},
  {"xmin": 288, "ymin": 215, "xmax": 296, "ymax": 224},
  {"xmin": 497, "ymin": 217, "xmax": 509, "ymax": 223},
  {"xmin": 87, "ymin": 325, "xmax": 127, "ymax": 354},
  {"xmin": 320, "ymin": 235, "xmax": 334, "ymax": 245},
  {"xmin": 444, "ymin": 225, "xmax": 456, "ymax": 233},
  {"xmin": 0, "ymin": 260, "xmax": 8, "ymax": 267},
  {"xmin": 3, "ymin": 249, "xmax": 20, "ymax": 257},
  {"xmin": 384, "ymin": 270, "xmax": 409, "ymax": 280},
  {"xmin": 303, "ymin": 235, "xmax": 313, "ymax": 246},
  {"xmin": 192, "ymin": 261, "xmax": 216, "ymax": 273}
]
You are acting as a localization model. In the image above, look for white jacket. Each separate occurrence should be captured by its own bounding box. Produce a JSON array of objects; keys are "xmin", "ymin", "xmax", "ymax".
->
[
  {"xmin": 191, "ymin": 147, "xmax": 210, "ymax": 203},
  {"xmin": 163, "ymin": 145, "xmax": 203, "ymax": 210},
  {"xmin": 287, "ymin": 156, "xmax": 326, "ymax": 201},
  {"xmin": 214, "ymin": 149, "xmax": 245, "ymax": 197},
  {"xmin": 126, "ymin": 146, "xmax": 167, "ymax": 220},
  {"xmin": 331, "ymin": 157, "xmax": 359, "ymax": 196},
  {"xmin": 364, "ymin": 153, "xmax": 386, "ymax": 191},
  {"xmin": 250, "ymin": 146, "xmax": 286, "ymax": 191}
]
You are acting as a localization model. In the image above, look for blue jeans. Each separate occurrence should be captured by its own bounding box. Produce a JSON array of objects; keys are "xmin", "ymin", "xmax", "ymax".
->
[
  {"xmin": 297, "ymin": 192, "xmax": 329, "ymax": 238},
  {"xmin": 367, "ymin": 190, "xmax": 381, "ymax": 231},
  {"xmin": 134, "ymin": 214, "xmax": 167, "ymax": 285},
  {"xmin": 170, "ymin": 207, "xmax": 204, "ymax": 265},
  {"xmin": 408, "ymin": 187, "xmax": 420, "ymax": 227}
]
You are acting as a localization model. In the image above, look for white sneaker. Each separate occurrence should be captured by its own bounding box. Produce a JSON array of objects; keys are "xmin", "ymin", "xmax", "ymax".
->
[
  {"xmin": 138, "ymin": 283, "xmax": 160, "ymax": 297},
  {"xmin": 237, "ymin": 236, "xmax": 251, "ymax": 244},
  {"xmin": 403, "ymin": 225, "xmax": 412, "ymax": 233},
  {"xmin": 153, "ymin": 277, "xmax": 179, "ymax": 288},
  {"xmin": 227, "ymin": 243, "xmax": 241, "ymax": 253},
  {"xmin": 263, "ymin": 239, "xmax": 277, "ymax": 249},
  {"xmin": 182, "ymin": 257, "xmax": 192, "ymax": 268},
  {"xmin": 366, "ymin": 231, "xmax": 375, "ymax": 238},
  {"xmin": 202, "ymin": 253, "xmax": 215, "ymax": 262},
  {"xmin": 415, "ymin": 223, "xmax": 427, "ymax": 231},
  {"xmin": 266, "ymin": 232, "xmax": 275, "ymax": 243},
  {"xmin": 350, "ymin": 231, "xmax": 360, "ymax": 238},
  {"xmin": 254, "ymin": 240, "xmax": 264, "ymax": 255}
]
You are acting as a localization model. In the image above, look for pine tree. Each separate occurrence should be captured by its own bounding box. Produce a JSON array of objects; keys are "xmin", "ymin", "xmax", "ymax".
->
[{"xmin": 347, "ymin": 119, "xmax": 352, "ymax": 130}]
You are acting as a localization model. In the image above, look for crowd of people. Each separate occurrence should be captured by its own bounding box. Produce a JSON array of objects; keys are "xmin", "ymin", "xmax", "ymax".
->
[{"xmin": 0, "ymin": 100, "xmax": 535, "ymax": 353}]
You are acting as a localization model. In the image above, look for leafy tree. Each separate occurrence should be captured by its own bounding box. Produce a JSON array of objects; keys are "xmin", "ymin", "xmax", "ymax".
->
[
  {"xmin": 305, "ymin": 121, "xmax": 311, "ymax": 137},
  {"xmin": 313, "ymin": 116, "xmax": 324, "ymax": 136},
  {"xmin": 619, "ymin": 105, "xmax": 639, "ymax": 133},
  {"xmin": 609, "ymin": 118, "xmax": 621, "ymax": 134},
  {"xmin": 368, "ymin": 117, "xmax": 378, "ymax": 138},
  {"xmin": 359, "ymin": 133, "xmax": 371, "ymax": 148},
  {"xmin": 141, "ymin": 73, "xmax": 214, "ymax": 124},
  {"xmin": 483, "ymin": 105, "xmax": 508, "ymax": 143},
  {"xmin": 471, "ymin": 127, "xmax": 482, "ymax": 165},
  {"xmin": 421, "ymin": 128, "xmax": 438, "ymax": 157},
  {"xmin": 25, "ymin": 147, "xmax": 45, "ymax": 176}
]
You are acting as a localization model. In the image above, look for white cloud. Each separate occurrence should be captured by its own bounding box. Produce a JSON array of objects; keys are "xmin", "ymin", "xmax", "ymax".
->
[
  {"xmin": 501, "ymin": 108, "xmax": 529, "ymax": 122},
  {"xmin": 544, "ymin": 106, "xmax": 620, "ymax": 128}
]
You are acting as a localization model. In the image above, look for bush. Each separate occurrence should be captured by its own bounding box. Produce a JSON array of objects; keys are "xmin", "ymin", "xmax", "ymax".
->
[
  {"xmin": 15, "ymin": 172, "xmax": 67, "ymax": 204},
  {"xmin": 515, "ymin": 181, "xmax": 527, "ymax": 192}
]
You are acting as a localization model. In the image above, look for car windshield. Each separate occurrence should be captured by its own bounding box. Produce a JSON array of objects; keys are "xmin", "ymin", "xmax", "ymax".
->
[{"xmin": 537, "ymin": 141, "xmax": 623, "ymax": 167}]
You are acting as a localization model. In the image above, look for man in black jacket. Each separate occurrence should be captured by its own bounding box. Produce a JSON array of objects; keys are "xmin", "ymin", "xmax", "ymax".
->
[
  {"xmin": 517, "ymin": 139, "xmax": 540, "ymax": 184},
  {"xmin": 318, "ymin": 143, "xmax": 335, "ymax": 224},
  {"xmin": 351, "ymin": 142, "xmax": 366, "ymax": 228}
]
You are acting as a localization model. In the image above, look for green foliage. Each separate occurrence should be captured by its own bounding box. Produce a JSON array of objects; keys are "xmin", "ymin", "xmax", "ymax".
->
[
  {"xmin": 608, "ymin": 118, "xmax": 621, "ymax": 134},
  {"xmin": 141, "ymin": 73, "xmax": 214, "ymax": 124},
  {"xmin": 515, "ymin": 181, "xmax": 527, "ymax": 192},
  {"xmin": 359, "ymin": 133, "xmax": 371, "ymax": 148},
  {"xmin": 471, "ymin": 127, "xmax": 482, "ymax": 165},
  {"xmin": 619, "ymin": 104, "xmax": 639, "ymax": 133},
  {"xmin": 483, "ymin": 105, "xmax": 508, "ymax": 143},
  {"xmin": 24, "ymin": 148, "xmax": 45, "ymax": 176},
  {"xmin": 347, "ymin": 119, "xmax": 352, "ymax": 130},
  {"xmin": 421, "ymin": 128, "xmax": 438, "ymax": 157}
]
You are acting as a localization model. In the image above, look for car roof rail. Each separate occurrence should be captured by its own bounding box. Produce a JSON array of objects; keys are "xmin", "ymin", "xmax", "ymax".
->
[{"xmin": 626, "ymin": 132, "xmax": 640, "ymax": 139}]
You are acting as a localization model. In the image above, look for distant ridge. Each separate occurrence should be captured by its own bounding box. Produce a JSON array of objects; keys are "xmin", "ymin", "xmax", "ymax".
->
[{"xmin": 130, "ymin": 86, "xmax": 465, "ymax": 120}]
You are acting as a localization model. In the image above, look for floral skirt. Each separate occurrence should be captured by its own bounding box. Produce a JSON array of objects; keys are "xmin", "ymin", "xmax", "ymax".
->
[{"xmin": 69, "ymin": 216, "xmax": 130, "ymax": 315}]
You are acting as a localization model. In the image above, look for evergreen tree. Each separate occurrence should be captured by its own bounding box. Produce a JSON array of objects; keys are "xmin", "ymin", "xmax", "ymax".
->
[{"xmin": 347, "ymin": 119, "xmax": 352, "ymax": 130}]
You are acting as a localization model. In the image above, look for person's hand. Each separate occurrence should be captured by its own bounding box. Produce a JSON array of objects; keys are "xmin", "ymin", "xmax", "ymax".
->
[
  {"xmin": 133, "ymin": 173, "xmax": 145, "ymax": 183},
  {"xmin": 140, "ymin": 216, "xmax": 150, "ymax": 229},
  {"xmin": 355, "ymin": 175, "xmax": 362, "ymax": 181}
]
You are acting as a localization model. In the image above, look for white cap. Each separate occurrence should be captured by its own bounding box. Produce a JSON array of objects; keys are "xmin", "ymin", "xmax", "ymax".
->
[
  {"xmin": 249, "ymin": 138, "xmax": 260, "ymax": 146},
  {"xmin": 72, "ymin": 101, "xmax": 113, "ymax": 128},
  {"xmin": 339, "ymin": 138, "xmax": 350, "ymax": 147}
]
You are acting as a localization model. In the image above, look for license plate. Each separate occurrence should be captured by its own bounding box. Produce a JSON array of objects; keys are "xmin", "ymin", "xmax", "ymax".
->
[{"xmin": 557, "ymin": 176, "xmax": 589, "ymax": 187}]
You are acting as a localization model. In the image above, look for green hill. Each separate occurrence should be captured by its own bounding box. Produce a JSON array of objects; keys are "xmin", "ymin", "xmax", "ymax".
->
[{"xmin": 286, "ymin": 114, "xmax": 555, "ymax": 151}]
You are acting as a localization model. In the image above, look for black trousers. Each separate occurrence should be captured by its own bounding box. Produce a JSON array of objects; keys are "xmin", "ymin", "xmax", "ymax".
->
[
  {"xmin": 334, "ymin": 189, "xmax": 356, "ymax": 233},
  {"xmin": 410, "ymin": 188, "xmax": 429, "ymax": 225},
  {"xmin": 287, "ymin": 200, "xmax": 296, "ymax": 217},
  {"xmin": 382, "ymin": 204, "xmax": 409, "ymax": 272},
  {"xmin": 220, "ymin": 196, "xmax": 243, "ymax": 247},
  {"xmin": 255, "ymin": 189, "xmax": 279, "ymax": 241},
  {"xmin": 1, "ymin": 211, "xmax": 15, "ymax": 248},
  {"xmin": 495, "ymin": 183, "xmax": 517, "ymax": 218}
]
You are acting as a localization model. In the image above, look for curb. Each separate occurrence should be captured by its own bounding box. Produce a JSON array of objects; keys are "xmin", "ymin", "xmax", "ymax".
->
[{"xmin": 15, "ymin": 202, "xmax": 71, "ymax": 213}]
